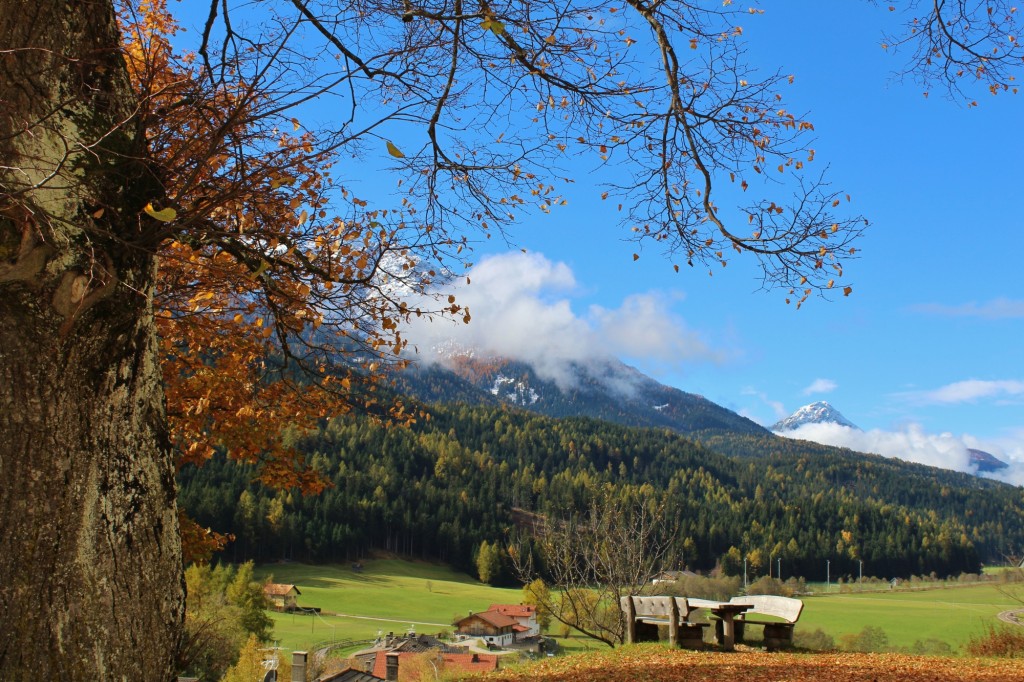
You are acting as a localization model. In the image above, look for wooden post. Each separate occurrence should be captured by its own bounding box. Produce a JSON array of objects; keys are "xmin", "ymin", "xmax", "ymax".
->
[
  {"xmin": 624, "ymin": 596, "xmax": 636, "ymax": 645},
  {"xmin": 668, "ymin": 596, "xmax": 679, "ymax": 648}
]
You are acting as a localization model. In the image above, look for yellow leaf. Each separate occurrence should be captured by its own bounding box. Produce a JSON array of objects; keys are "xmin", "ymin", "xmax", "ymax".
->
[
  {"xmin": 143, "ymin": 203, "xmax": 176, "ymax": 222},
  {"xmin": 480, "ymin": 18, "xmax": 505, "ymax": 35},
  {"xmin": 386, "ymin": 140, "xmax": 405, "ymax": 158}
]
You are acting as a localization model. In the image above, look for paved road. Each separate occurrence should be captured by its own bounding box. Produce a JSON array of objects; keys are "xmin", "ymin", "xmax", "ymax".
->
[
  {"xmin": 321, "ymin": 611, "xmax": 449, "ymax": 628},
  {"xmin": 996, "ymin": 609, "xmax": 1024, "ymax": 625}
]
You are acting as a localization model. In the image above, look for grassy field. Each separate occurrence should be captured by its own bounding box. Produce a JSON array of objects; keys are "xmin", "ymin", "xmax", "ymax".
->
[
  {"xmin": 254, "ymin": 559, "xmax": 1023, "ymax": 655},
  {"xmin": 255, "ymin": 560, "xmax": 524, "ymax": 652},
  {"xmin": 797, "ymin": 583, "xmax": 1022, "ymax": 650}
]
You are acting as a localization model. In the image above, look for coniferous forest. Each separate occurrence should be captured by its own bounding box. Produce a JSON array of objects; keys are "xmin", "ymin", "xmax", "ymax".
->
[{"xmin": 178, "ymin": 402, "xmax": 1024, "ymax": 582}]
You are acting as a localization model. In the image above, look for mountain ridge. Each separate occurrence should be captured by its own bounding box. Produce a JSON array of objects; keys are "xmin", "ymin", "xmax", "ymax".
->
[{"xmin": 393, "ymin": 351, "xmax": 769, "ymax": 438}]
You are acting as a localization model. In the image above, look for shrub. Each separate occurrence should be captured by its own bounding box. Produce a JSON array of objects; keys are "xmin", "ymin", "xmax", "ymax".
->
[
  {"xmin": 965, "ymin": 624, "xmax": 1024, "ymax": 658},
  {"xmin": 793, "ymin": 627, "xmax": 836, "ymax": 651},
  {"xmin": 909, "ymin": 638, "xmax": 954, "ymax": 656},
  {"xmin": 839, "ymin": 625, "xmax": 890, "ymax": 653},
  {"xmin": 662, "ymin": 573, "xmax": 741, "ymax": 601},
  {"xmin": 746, "ymin": 576, "xmax": 793, "ymax": 597}
]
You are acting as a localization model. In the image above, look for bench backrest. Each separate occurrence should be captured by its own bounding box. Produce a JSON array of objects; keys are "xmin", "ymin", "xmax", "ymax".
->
[
  {"xmin": 620, "ymin": 595, "xmax": 689, "ymax": 620},
  {"xmin": 729, "ymin": 595, "xmax": 803, "ymax": 623}
]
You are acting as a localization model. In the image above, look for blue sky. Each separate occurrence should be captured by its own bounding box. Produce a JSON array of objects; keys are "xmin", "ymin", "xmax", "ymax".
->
[
  {"xmin": 408, "ymin": 3, "xmax": 1024, "ymax": 479},
  {"xmin": 167, "ymin": 2, "xmax": 1023, "ymax": 479}
]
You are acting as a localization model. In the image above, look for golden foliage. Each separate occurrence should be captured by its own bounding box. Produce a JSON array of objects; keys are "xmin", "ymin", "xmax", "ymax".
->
[{"xmin": 118, "ymin": 0, "xmax": 449, "ymax": 558}]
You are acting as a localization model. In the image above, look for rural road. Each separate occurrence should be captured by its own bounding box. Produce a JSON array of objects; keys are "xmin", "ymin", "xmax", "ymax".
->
[
  {"xmin": 326, "ymin": 612, "xmax": 450, "ymax": 628},
  {"xmin": 996, "ymin": 609, "xmax": 1024, "ymax": 626}
]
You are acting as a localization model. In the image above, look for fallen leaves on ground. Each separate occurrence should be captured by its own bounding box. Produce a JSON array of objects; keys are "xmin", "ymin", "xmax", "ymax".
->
[{"xmin": 477, "ymin": 648, "xmax": 1024, "ymax": 681}]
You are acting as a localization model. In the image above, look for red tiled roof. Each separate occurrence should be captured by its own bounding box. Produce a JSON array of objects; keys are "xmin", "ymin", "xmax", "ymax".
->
[
  {"xmin": 263, "ymin": 583, "xmax": 300, "ymax": 596},
  {"xmin": 512, "ymin": 624, "xmax": 530, "ymax": 632},
  {"xmin": 372, "ymin": 652, "xmax": 498, "ymax": 678},
  {"xmin": 489, "ymin": 604, "xmax": 536, "ymax": 618}
]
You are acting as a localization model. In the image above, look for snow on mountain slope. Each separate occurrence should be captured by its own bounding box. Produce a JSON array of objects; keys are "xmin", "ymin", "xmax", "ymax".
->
[{"xmin": 771, "ymin": 401, "xmax": 859, "ymax": 432}]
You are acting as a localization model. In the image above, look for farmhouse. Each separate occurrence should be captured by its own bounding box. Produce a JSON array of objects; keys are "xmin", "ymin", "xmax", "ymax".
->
[
  {"xmin": 487, "ymin": 603, "xmax": 540, "ymax": 638},
  {"xmin": 453, "ymin": 610, "xmax": 518, "ymax": 648},
  {"xmin": 453, "ymin": 604, "xmax": 541, "ymax": 647},
  {"xmin": 652, "ymin": 569, "xmax": 699, "ymax": 585},
  {"xmin": 263, "ymin": 583, "xmax": 301, "ymax": 611}
]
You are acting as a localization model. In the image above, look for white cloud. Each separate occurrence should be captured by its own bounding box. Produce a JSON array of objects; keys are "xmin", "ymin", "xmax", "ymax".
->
[
  {"xmin": 914, "ymin": 379, "xmax": 1024, "ymax": 405},
  {"xmin": 401, "ymin": 251, "xmax": 721, "ymax": 386},
  {"xmin": 912, "ymin": 297, "xmax": 1024, "ymax": 319},
  {"xmin": 776, "ymin": 422, "xmax": 1024, "ymax": 485},
  {"xmin": 589, "ymin": 292, "xmax": 726, "ymax": 368},
  {"xmin": 802, "ymin": 378, "xmax": 838, "ymax": 396}
]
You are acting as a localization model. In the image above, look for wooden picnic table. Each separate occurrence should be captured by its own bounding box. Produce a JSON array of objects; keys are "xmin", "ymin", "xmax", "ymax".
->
[{"xmin": 685, "ymin": 599, "xmax": 751, "ymax": 651}]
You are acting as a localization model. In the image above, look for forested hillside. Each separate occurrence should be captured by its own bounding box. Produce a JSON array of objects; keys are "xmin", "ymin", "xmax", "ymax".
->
[{"xmin": 178, "ymin": 404, "xmax": 1024, "ymax": 581}]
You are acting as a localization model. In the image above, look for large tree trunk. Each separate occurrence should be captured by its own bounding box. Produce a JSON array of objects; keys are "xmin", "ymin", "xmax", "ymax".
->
[{"xmin": 0, "ymin": 2, "xmax": 183, "ymax": 680}]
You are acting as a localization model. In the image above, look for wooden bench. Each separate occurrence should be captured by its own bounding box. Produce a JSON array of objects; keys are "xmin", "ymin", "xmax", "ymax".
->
[
  {"xmin": 620, "ymin": 596, "xmax": 709, "ymax": 649},
  {"xmin": 727, "ymin": 595, "xmax": 803, "ymax": 650}
]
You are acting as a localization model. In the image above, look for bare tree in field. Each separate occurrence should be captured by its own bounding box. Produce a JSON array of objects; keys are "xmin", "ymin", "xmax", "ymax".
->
[
  {"xmin": 511, "ymin": 488, "xmax": 676, "ymax": 647},
  {"xmin": 1, "ymin": 0, "xmax": 1020, "ymax": 677}
]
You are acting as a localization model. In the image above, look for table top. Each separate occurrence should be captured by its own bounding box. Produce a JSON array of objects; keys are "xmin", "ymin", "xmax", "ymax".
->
[
  {"xmin": 708, "ymin": 604, "xmax": 750, "ymax": 615},
  {"xmin": 685, "ymin": 599, "xmax": 751, "ymax": 615}
]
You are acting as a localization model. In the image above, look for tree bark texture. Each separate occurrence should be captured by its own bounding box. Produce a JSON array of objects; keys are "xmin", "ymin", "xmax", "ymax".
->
[{"xmin": 0, "ymin": 2, "xmax": 183, "ymax": 680}]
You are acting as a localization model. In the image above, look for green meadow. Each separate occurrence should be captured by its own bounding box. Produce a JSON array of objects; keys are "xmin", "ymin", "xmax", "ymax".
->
[
  {"xmin": 254, "ymin": 560, "xmax": 1022, "ymax": 655},
  {"xmin": 798, "ymin": 584, "xmax": 1021, "ymax": 650},
  {"xmin": 254, "ymin": 560, "xmax": 524, "ymax": 652}
]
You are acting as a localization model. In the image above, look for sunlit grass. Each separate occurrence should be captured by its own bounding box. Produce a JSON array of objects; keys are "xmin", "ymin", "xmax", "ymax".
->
[{"xmin": 255, "ymin": 559, "xmax": 522, "ymax": 651}]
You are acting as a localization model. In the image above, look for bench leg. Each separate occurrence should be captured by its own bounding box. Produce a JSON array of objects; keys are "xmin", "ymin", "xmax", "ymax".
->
[
  {"xmin": 668, "ymin": 598, "xmax": 679, "ymax": 647},
  {"xmin": 678, "ymin": 624, "xmax": 705, "ymax": 650},
  {"xmin": 763, "ymin": 623, "xmax": 794, "ymax": 651}
]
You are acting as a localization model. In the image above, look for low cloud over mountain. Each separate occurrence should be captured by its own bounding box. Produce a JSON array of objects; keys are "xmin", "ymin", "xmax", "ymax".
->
[
  {"xmin": 774, "ymin": 405, "xmax": 1023, "ymax": 484},
  {"xmin": 402, "ymin": 251, "xmax": 725, "ymax": 389}
]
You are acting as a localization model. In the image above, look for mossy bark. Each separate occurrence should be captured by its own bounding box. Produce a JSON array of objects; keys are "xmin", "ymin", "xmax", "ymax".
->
[{"xmin": 0, "ymin": 2, "xmax": 183, "ymax": 679}]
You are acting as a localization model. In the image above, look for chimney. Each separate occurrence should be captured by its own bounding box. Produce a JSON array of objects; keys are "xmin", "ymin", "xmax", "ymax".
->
[
  {"xmin": 385, "ymin": 652, "xmax": 399, "ymax": 682},
  {"xmin": 291, "ymin": 651, "xmax": 307, "ymax": 682},
  {"xmin": 471, "ymin": 653, "xmax": 479, "ymax": 663}
]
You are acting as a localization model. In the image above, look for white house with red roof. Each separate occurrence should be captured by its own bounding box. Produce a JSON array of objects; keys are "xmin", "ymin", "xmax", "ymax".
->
[
  {"xmin": 454, "ymin": 603, "xmax": 540, "ymax": 647},
  {"xmin": 487, "ymin": 603, "xmax": 540, "ymax": 638}
]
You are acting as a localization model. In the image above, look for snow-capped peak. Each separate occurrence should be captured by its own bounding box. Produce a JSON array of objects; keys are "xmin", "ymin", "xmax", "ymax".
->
[{"xmin": 771, "ymin": 401, "xmax": 859, "ymax": 432}]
